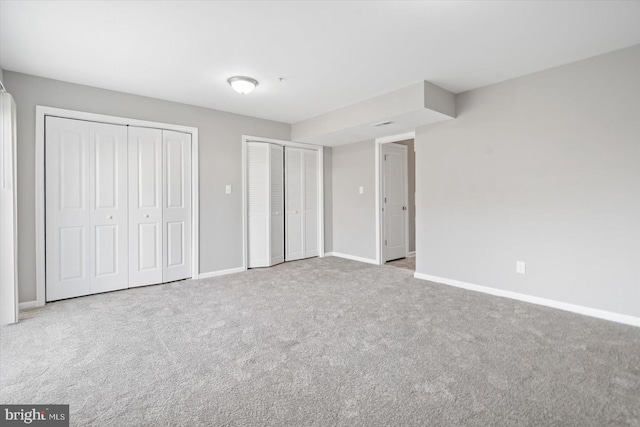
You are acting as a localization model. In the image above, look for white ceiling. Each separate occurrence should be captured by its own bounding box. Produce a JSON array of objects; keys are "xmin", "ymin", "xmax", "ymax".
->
[{"xmin": 2, "ymin": 1, "xmax": 640, "ymax": 124}]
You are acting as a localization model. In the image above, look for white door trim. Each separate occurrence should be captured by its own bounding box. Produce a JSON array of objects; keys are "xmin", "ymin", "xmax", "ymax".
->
[
  {"xmin": 242, "ymin": 135, "xmax": 324, "ymax": 271},
  {"xmin": 375, "ymin": 132, "xmax": 415, "ymax": 265},
  {"xmin": 35, "ymin": 105, "xmax": 200, "ymax": 307}
]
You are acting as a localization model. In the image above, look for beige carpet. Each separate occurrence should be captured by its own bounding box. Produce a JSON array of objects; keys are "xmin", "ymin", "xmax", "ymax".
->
[{"xmin": 1, "ymin": 256, "xmax": 639, "ymax": 426}]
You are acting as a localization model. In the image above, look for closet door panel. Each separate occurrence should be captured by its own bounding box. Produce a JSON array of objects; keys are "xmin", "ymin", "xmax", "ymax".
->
[
  {"xmin": 247, "ymin": 142, "xmax": 270, "ymax": 267},
  {"xmin": 90, "ymin": 122, "xmax": 128, "ymax": 293},
  {"xmin": 129, "ymin": 126, "xmax": 163, "ymax": 287},
  {"xmin": 303, "ymin": 150, "xmax": 319, "ymax": 258},
  {"xmin": 270, "ymin": 144, "xmax": 284, "ymax": 266},
  {"xmin": 285, "ymin": 147, "xmax": 304, "ymax": 261},
  {"xmin": 45, "ymin": 117, "xmax": 92, "ymax": 301},
  {"xmin": 162, "ymin": 130, "xmax": 192, "ymax": 282}
]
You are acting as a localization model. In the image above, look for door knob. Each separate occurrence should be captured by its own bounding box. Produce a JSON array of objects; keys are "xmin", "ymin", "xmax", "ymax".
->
[
  {"xmin": 145, "ymin": 214, "xmax": 150, "ymax": 218},
  {"xmin": 107, "ymin": 215, "xmax": 113, "ymax": 219}
]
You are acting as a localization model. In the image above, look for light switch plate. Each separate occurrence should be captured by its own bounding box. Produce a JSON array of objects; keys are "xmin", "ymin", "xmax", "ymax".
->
[
  {"xmin": 516, "ymin": 261, "xmax": 526, "ymax": 274},
  {"xmin": 225, "ymin": 185, "xmax": 232, "ymax": 194},
  {"xmin": 359, "ymin": 186, "xmax": 364, "ymax": 194}
]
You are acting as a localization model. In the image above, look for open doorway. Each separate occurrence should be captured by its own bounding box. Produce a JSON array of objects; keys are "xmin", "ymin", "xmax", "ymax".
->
[{"xmin": 375, "ymin": 133, "xmax": 416, "ymax": 271}]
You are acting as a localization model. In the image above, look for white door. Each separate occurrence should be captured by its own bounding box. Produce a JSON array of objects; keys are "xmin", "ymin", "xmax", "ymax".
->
[
  {"xmin": 285, "ymin": 147, "xmax": 304, "ymax": 261},
  {"xmin": 46, "ymin": 117, "xmax": 91, "ymax": 300},
  {"xmin": 303, "ymin": 149, "xmax": 319, "ymax": 258},
  {"xmin": 247, "ymin": 142, "xmax": 284, "ymax": 268},
  {"xmin": 382, "ymin": 143, "xmax": 408, "ymax": 262},
  {"xmin": 247, "ymin": 142, "xmax": 270, "ymax": 267},
  {"xmin": 285, "ymin": 147, "xmax": 319, "ymax": 261},
  {"xmin": 269, "ymin": 144, "xmax": 285, "ymax": 265},
  {"xmin": 90, "ymin": 122, "xmax": 129, "ymax": 294},
  {"xmin": 0, "ymin": 92, "xmax": 18, "ymax": 324},
  {"xmin": 162, "ymin": 130, "xmax": 192, "ymax": 282},
  {"xmin": 128, "ymin": 126, "xmax": 163, "ymax": 287},
  {"xmin": 46, "ymin": 118, "xmax": 128, "ymax": 301}
]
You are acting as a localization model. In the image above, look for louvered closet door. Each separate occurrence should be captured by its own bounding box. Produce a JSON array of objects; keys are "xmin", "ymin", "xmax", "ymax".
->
[
  {"xmin": 285, "ymin": 147, "xmax": 304, "ymax": 261},
  {"xmin": 285, "ymin": 147, "xmax": 320, "ymax": 262},
  {"xmin": 247, "ymin": 142, "xmax": 270, "ymax": 267},
  {"xmin": 128, "ymin": 127, "xmax": 163, "ymax": 287},
  {"xmin": 303, "ymin": 149, "xmax": 319, "ymax": 258},
  {"xmin": 162, "ymin": 130, "xmax": 192, "ymax": 282},
  {"xmin": 269, "ymin": 144, "xmax": 284, "ymax": 265},
  {"xmin": 247, "ymin": 142, "xmax": 284, "ymax": 268},
  {"xmin": 46, "ymin": 117, "xmax": 128, "ymax": 301}
]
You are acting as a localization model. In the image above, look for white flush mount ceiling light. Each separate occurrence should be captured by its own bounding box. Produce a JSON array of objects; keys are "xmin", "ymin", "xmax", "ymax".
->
[{"xmin": 228, "ymin": 76, "xmax": 258, "ymax": 94}]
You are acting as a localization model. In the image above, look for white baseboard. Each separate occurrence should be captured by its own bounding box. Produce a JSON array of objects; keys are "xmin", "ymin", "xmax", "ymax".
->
[
  {"xmin": 19, "ymin": 300, "xmax": 40, "ymax": 310},
  {"xmin": 413, "ymin": 272, "xmax": 640, "ymax": 328},
  {"xmin": 198, "ymin": 267, "xmax": 245, "ymax": 279},
  {"xmin": 407, "ymin": 251, "xmax": 416, "ymax": 257},
  {"xmin": 325, "ymin": 252, "xmax": 379, "ymax": 265}
]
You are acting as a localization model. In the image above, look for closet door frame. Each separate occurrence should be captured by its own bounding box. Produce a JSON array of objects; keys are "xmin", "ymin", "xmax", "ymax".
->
[
  {"xmin": 241, "ymin": 135, "xmax": 324, "ymax": 271},
  {"xmin": 33, "ymin": 106, "xmax": 199, "ymax": 308}
]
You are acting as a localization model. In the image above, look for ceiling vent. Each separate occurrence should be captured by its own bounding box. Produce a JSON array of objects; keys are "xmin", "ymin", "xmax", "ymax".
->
[{"xmin": 372, "ymin": 120, "xmax": 393, "ymax": 127}]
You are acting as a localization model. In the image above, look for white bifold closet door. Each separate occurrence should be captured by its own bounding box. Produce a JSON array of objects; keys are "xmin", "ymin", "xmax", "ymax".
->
[
  {"xmin": 247, "ymin": 142, "xmax": 284, "ymax": 268},
  {"xmin": 162, "ymin": 130, "xmax": 192, "ymax": 282},
  {"xmin": 128, "ymin": 127, "xmax": 192, "ymax": 287},
  {"xmin": 46, "ymin": 118, "xmax": 192, "ymax": 301},
  {"xmin": 285, "ymin": 147, "xmax": 319, "ymax": 261},
  {"xmin": 128, "ymin": 127, "xmax": 163, "ymax": 286},
  {"xmin": 46, "ymin": 117, "xmax": 129, "ymax": 301}
]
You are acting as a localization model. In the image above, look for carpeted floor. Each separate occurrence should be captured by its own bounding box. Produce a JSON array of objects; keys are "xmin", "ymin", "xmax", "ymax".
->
[{"xmin": 1, "ymin": 257, "xmax": 639, "ymax": 426}]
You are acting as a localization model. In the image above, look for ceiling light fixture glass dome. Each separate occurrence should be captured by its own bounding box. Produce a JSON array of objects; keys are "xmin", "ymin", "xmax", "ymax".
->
[{"xmin": 228, "ymin": 76, "xmax": 259, "ymax": 94}]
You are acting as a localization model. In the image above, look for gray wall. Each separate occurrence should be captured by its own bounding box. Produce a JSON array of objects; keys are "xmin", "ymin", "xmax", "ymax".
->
[
  {"xmin": 323, "ymin": 147, "xmax": 333, "ymax": 253},
  {"xmin": 331, "ymin": 140, "xmax": 376, "ymax": 260},
  {"xmin": 4, "ymin": 71, "xmax": 291, "ymax": 303},
  {"xmin": 393, "ymin": 139, "xmax": 415, "ymax": 253},
  {"xmin": 415, "ymin": 44, "xmax": 640, "ymax": 317}
]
